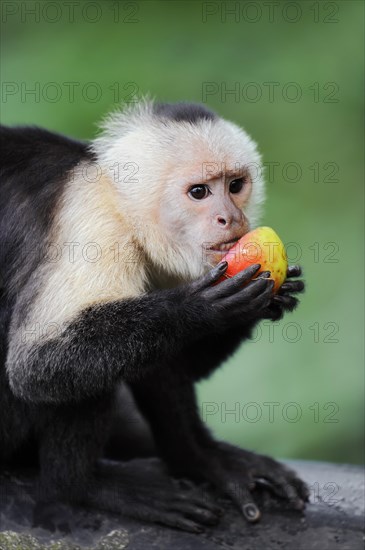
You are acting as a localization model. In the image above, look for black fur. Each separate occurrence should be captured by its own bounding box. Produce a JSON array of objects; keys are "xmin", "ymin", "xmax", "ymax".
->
[
  {"xmin": 0, "ymin": 126, "xmax": 93, "ymax": 295},
  {"xmin": 0, "ymin": 126, "xmax": 92, "ymax": 464},
  {"xmin": 0, "ymin": 120, "xmax": 308, "ymax": 532},
  {"xmin": 153, "ymin": 101, "xmax": 216, "ymax": 123}
]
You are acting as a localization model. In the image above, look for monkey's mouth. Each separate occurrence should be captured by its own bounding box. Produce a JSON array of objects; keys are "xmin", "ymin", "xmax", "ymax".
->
[{"xmin": 208, "ymin": 237, "xmax": 240, "ymax": 252}]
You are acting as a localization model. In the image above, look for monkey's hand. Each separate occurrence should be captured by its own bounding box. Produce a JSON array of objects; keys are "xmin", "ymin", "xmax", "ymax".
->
[
  {"xmin": 261, "ymin": 265, "xmax": 305, "ymax": 322},
  {"xmin": 185, "ymin": 262, "xmax": 274, "ymax": 334}
]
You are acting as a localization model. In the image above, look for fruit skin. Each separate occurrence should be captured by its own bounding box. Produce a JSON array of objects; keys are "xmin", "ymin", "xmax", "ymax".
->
[{"xmin": 218, "ymin": 226, "xmax": 288, "ymax": 292}]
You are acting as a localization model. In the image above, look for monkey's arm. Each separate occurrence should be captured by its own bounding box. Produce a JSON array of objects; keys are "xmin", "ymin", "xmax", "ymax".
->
[
  {"xmin": 6, "ymin": 264, "xmax": 273, "ymax": 403},
  {"xmin": 181, "ymin": 324, "xmax": 254, "ymax": 381}
]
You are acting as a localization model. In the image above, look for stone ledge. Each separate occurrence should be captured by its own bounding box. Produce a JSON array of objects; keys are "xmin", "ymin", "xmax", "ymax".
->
[{"xmin": 0, "ymin": 459, "xmax": 364, "ymax": 550}]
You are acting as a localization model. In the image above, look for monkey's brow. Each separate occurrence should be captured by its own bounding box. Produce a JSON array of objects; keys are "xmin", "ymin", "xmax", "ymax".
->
[{"xmin": 202, "ymin": 169, "xmax": 247, "ymax": 183}]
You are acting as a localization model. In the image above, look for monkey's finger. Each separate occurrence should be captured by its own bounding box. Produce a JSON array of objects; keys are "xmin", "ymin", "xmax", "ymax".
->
[
  {"xmin": 223, "ymin": 280, "xmax": 274, "ymax": 320},
  {"xmin": 294, "ymin": 477, "xmax": 311, "ymax": 502},
  {"xmin": 190, "ymin": 499, "xmax": 224, "ymax": 517},
  {"xmin": 261, "ymin": 305, "xmax": 284, "ymax": 321},
  {"xmin": 242, "ymin": 502, "xmax": 261, "ymax": 522},
  {"xmin": 241, "ymin": 278, "xmax": 274, "ymax": 301},
  {"xmin": 193, "ymin": 261, "xmax": 228, "ymax": 291},
  {"xmin": 253, "ymin": 458, "xmax": 310, "ymax": 506},
  {"xmin": 214, "ymin": 273, "xmax": 267, "ymax": 300},
  {"xmin": 257, "ymin": 475, "xmax": 306, "ymax": 511},
  {"xmin": 279, "ymin": 280, "xmax": 305, "ymax": 294},
  {"xmin": 282, "ymin": 475, "xmax": 310, "ymax": 503},
  {"xmin": 243, "ymin": 279, "xmax": 274, "ymax": 306},
  {"xmin": 212, "ymin": 264, "xmax": 261, "ymax": 297},
  {"xmin": 177, "ymin": 487, "xmax": 224, "ymax": 517},
  {"xmin": 158, "ymin": 513, "xmax": 206, "ymax": 533},
  {"xmin": 222, "ymin": 480, "xmax": 261, "ymax": 523},
  {"xmin": 245, "ymin": 282, "xmax": 274, "ymax": 312},
  {"xmin": 256, "ymin": 271, "xmax": 271, "ymax": 279},
  {"xmin": 272, "ymin": 294, "xmax": 299, "ymax": 312},
  {"xmin": 173, "ymin": 502, "xmax": 221, "ymax": 526},
  {"xmin": 287, "ymin": 265, "xmax": 302, "ymax": 278},
  {"xmin": 219, "ymin": 278, "xmax": 271, "ymax": 309}
]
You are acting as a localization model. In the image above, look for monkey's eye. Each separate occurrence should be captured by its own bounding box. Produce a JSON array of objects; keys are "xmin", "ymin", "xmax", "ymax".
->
[
  {"xmin": 229, "ymin": 177, "xmax": 246, "ymax": 194},
  {"xmin": 188, "ymin": 185, "xmax": 210, "ymax": 200}
]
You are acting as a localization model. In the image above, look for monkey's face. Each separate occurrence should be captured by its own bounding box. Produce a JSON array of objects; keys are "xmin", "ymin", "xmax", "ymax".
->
[
  {"xmin": 154, "ymin": 121, "xmax": 265, "ymax": 279},
  {"xmin": 158, "ymin": 162, "xmax": 252, "ymax": 276}
]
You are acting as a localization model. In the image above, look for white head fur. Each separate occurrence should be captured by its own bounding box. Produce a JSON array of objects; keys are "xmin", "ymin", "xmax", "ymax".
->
[{"xmin": 92, "ymin": 99, "xmax": 265, "ymax": 282}]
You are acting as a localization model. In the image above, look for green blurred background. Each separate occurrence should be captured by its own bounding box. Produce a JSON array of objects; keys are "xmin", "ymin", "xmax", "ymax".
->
[{"xmin": 1, "ymin": 1, "xmax": 363, "ymax": 464}]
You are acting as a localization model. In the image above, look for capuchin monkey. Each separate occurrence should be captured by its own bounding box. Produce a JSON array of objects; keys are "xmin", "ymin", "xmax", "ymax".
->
[{"xmin": 0, "ymin": 100, "xmax": 308, "ymax": 533}]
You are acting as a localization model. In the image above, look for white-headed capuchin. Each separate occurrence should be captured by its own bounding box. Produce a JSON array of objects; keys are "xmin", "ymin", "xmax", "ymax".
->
[{"xmin": 0, "ymin": 100, "xmax": 308, "ymax": 533}]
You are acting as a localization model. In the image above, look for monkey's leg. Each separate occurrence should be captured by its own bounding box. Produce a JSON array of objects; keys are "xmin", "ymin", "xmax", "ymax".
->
[
  {"xmin": 130, "ymin": 371, "xmax": 309, "ymax": 523},
  {"xmin": 0, "ymin": 370, "xmax": 35, "ymax": 464},
  {"xmin": 34, "ymin": 400, "xmax": 222, "ymax": 534},
  {"xmin": 104, "ymin": 383, "xmax": 156, "ymax": 461}
]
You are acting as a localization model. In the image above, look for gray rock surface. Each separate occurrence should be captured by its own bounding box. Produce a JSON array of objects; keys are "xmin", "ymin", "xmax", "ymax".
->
[{"xmin": 0, "ymin": 459, "xmax": 364, "ymax": 550}]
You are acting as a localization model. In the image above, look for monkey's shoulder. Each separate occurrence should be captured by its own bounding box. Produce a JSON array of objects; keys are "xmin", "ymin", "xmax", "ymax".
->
[
  {"xmin": 0, "ymin": 124, "xmax": 95, "ymax": 229},
  {"xmin": 0, "ymin": 126, "xmax": 94, "ymax": 285},
  {"xmin": 0, "ymin": 124, "xmax": 93, "ymax": 185}
]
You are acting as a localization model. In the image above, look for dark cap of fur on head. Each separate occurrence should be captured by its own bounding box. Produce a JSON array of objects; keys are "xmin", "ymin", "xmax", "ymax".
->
[{"xmin": 153, "ymin": 102, "xmax": 217, "ymax": 124}]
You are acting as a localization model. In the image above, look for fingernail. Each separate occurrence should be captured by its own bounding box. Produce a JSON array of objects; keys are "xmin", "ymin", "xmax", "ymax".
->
[
  {"xmin": 257, "ymin": 271, "xmax": 270, "ymax": 278},
  {"xmin": 242, "ymin": 503, "xmax": 260, "ymax": 521},
  {"xmin": 246, "ymin": 264, "xmax": 260, "ymax": 275}
]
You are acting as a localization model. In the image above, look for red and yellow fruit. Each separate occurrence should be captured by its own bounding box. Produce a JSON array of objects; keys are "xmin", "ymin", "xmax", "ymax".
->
[{"xmin": 218, "ymin": 226, "xmax": 288, "ymax": 292}]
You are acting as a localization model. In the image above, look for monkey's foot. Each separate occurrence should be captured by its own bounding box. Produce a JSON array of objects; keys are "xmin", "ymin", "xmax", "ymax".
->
[
  {"xmin": 92, "ymin": 458, "xmax": 223, "ymax": 533},
  {"xmin": 34, "ymin": 459, "xmax": 223, "ymax": 534},
  {"xmin": 197, "ymin": 442, "xmax": 310, "ymax": 523}
]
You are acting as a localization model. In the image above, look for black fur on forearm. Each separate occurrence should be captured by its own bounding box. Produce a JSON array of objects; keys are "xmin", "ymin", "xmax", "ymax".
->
[
  {"xmin": 7, "ymin": 288, "xmax": 228, "ymax": 404},
  {"xmin": 181, "ymin": 322, "xmax": 257, "ymax": 381}
]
